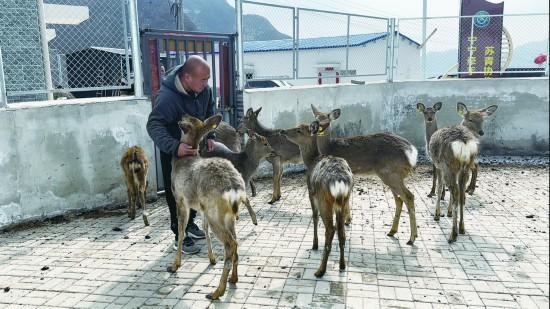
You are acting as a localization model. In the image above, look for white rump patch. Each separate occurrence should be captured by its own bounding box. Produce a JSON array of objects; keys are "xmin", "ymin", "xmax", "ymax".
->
[
  {"xmin": 451, "ymin": 140, "xmax": 478, "ymax": 162},
  {"xmin": 405, "ymin": 145, "xmax": 418, "ymax": 167},
  {"xmin": 222, "ymin": 189, "xmax": 245, "ymax": 205},
  {"xmin": 329, "ymin": 181, "xmax": 350, "ymax": 198}
]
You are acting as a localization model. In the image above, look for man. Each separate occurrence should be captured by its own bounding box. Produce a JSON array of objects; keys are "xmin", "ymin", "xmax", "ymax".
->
[{"xmin": 146, "ymin": 55, "xmax": 216, "ymax": 254}]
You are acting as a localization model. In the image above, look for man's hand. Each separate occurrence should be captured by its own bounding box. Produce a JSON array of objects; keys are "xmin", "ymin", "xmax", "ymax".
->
[
  {"xmin": 177, "ymin": 143, "xmax": 198, "ymax": 157},
  {"xmin": 207, "ymin": 139, "xmax": 216, "ymax": 152}
]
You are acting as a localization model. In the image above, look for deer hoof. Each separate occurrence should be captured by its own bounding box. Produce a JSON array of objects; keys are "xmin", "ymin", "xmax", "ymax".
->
[
  {"xmin": 459, "ymin": 227, "xmax": 465, "ymax": 234},
  {"xmin": 406, "ymin": 240, "xmax": 414, "ymax": 246},
  {"xmin": 312, "ymin": 244, "xmax": 318, "ymax": 250},
  {"xmin": 142, "ymin": 215, "xmax": 149, "ymax": 226},
  {"xmin": 167, "ymin": 264, "xmax": 179, "ymax": 273},
  {"xmin": 427, "ymin": 193, "xmax": 435, "ymax": 198},
  {"xmin": 314, "ymin": 269, "xmax": 326, "ymax": 278},
  {"xmin": 229, "ymin": 275, "xmax": 238, "ymax": 284},
  {"xmin": 434, "ymin": 215, "xmax": 440, "ymax": 222},
  {"xmin": 387, "ymin": 231, "xmax": 396, "ymax": 237},
  {"xmin": 206, "ymin": 291, "xmax": 220, "ymax": 300}
]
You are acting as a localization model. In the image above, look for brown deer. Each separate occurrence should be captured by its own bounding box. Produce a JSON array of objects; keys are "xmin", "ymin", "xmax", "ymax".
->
[
  {"xmin": 417, "ymin": 102, "xmax": 446, "ymax": 199},
  {"xmin": 120, "ymin": 146, "xmax": 150, "ymax": 226},
  {"xmin": 280, "ymin": 122, "xmax": 353, "ymax": 277},
  {"xmin": 238, "ymin": 107, "xmax": 302, "ymax": 204},
  {"xmin": 170, "ymin": 114, "xmax": 246, "ymax": 300},
  {"xmin": 429, "ymin": 102, "xmax": 497, "ymax": 243},
  {"xmin": 311, "ymin": 105, "xmax": 419, "ymax": 245},
  {"xmin": 201, "ymin": 132, "xmax": 276, "ymax": 225}
]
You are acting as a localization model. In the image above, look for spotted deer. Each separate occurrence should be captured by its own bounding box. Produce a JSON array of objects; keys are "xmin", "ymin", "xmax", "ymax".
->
[
  {"xmin": 417, "ymin": 102, "xmax": 446, "ymax": 199},
  {"xmin": 170, "ymin": 115, "xmax": 246, "ymax": 300},
  {"xmin": 280, "ymin": 122, "xmax": 353, "ymax": 277},
  {"xmin": 201, "ymin": 132, "xmax": 276, "ymax": 225},
  {"xmin": 238, "ymin": 107, "xmax": 302, "ymax": 204},
  {"xmin": 311, "ymin": 105, "xmax": 419, "ymax": 245},
  {"xmin": 429, "ymin": 102, "xmax": 497, "ymax": 243},
  {"xmin": 120, "ymin": 146, "xmax": 150, "ymax": 226}
]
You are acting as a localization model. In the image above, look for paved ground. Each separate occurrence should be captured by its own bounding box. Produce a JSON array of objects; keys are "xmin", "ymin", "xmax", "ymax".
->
[{"xmin": 0, "ymin": 165, "xmax": 548, "ymax": 309}]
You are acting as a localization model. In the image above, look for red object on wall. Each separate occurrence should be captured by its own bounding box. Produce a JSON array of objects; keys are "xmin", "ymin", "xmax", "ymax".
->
[
  {"xmin": 336, "ymin": 71, "xmax": 340, "ymax": 84},
  {"xmin": 534, "ymin": 53, "xmax": 547, "ymax": 65},
  {"xmin": 318, "ymin": 72, "xmax": 322, "ymax": 85}
]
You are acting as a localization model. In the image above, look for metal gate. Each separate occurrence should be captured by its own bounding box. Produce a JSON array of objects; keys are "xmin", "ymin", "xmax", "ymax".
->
[{"xmin": 140, "ymin": 29, "xmax": 240, "ymax": 191}]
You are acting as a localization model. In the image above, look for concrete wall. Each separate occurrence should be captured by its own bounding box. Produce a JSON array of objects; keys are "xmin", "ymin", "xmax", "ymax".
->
[
  {"xmin": 243, "ymin": 78, "xmax": 549, "ymax": 156},
  {"xmin": 0, "ymin": 97, "xmax": 156, "ymax": 229}
]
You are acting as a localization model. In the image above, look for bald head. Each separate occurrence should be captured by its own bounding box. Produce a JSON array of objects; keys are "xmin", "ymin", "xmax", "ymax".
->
[
  {"xmin": 180, "ymin": 55, "xmax": 210, "ymax": 76},
  {"xmin": 179, "ymin": 55, "xmax": 211, "ymax": 93}
]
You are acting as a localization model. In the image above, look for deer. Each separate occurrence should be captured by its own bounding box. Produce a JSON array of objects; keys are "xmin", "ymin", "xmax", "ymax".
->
[
  {"xmin": 280, "ymin": 122, "xmax": 353, "ymax": 277},
  {"xmin": 201, "ymin": 132, "xmax": 276, "ymax": 225},
  {"xmin": 120, "ymin": 146, "xmax": 150, "ymax": 226},
  {"xmin": 417, "ymin": 102, "xmax": 446, "ymax": 200},
  {"xmin": 238, "ymin": 107, "xmax": 302, "ymax": 204},
  {"xmin": 429, "ymin": 102, "xmax": 497, "ymax": 243},
  {"xmin": 310, "ymin": 104, "xmax": 419, "ymax": 245},
  {"xmin": 170, "ymin": 114, "xmax": 247, "ymax": 300}
]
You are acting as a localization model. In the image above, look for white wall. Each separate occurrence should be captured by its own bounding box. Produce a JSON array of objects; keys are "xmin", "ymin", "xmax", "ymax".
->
[{"xmin": 243, "ymin": 36, "xmax": 421, "ymax": 85}]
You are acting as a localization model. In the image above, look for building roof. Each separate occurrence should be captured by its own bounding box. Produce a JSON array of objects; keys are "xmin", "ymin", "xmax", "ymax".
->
[{"xmin": 243, "ymin": 32, "xmax": 419, "ymax": 53}]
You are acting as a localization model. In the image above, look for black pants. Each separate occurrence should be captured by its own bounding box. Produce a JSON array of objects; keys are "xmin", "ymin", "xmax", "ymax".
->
[{"xmin": 160, "ymin": 150, "xmax": 197, "ymax": 241}]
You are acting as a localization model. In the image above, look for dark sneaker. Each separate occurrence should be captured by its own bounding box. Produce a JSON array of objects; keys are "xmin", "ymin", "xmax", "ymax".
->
[
  {"xmin": 186, "ymin": 222, "xmax": 206, "ymax": 239},
  {"xmin": 173, "ymin": 237, "xmax": 200, "ymax": 254}
]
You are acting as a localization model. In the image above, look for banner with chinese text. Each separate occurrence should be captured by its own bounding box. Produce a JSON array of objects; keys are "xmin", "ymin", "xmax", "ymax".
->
[{"xmin": 458, "ymin": 0, "xmax": 504, "ymax": 78}]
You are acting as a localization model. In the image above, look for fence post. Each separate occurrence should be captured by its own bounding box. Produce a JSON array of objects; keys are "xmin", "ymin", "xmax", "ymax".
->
[
  {"xmin": 292, "ymin": 7, "xmax": 297, "ymax": 79},
  {"xmin": 128, "ymin": 0, "xmax": 144, "ymax": 97},
  {"xmin": 37, "ymin": 0, "xmax": 54, "ymax": 100},
  {"xmin": 0, "ymin": 48, "xmax": 7, "ymax": 107},
  {"xmin": 345, "ymin": 15, "xmax": 350, "ymax": 72},
  {"xmin": 235, "ymin": 0, "xmax": 244, "ymax": 90},
  {"xmin": 386, "ymin": 18, "xmax": 396, "ymax": 82}
]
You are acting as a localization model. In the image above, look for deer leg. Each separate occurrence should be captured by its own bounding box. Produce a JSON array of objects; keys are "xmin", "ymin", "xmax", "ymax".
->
[
  {"xmin": 249, "ymin": 180, "xmax": 257, "ymax": 197},
  {"xmin": 127, "ymin": 185, "xmax": 136, "ymax": 220},
  {"xmin": 459, "ymin": 169, "xmax": 468, "ymax": 234},
  {"xmin": 308, "ymin": 188, "xmax": 319, "ymax": 250},
  {"xmin": 447, "ymin": 181, "xmax": 459, "ymax": 243},
  {"xmin": 336, "ymin": 209, "xmax": 346, "ymax": 271},
  {"xmin": 203, "ymin": 218, "xmax": 215, "ymax": 265},
  {"xmin": 428, "ymin": 164, "xmax": 437, "ymax": 197},
  {"xmin": 138, "ymin": 175, "xmax": 149, "ymax": 226},
  {"xmin": 434, "ymin": 168, "xmax": 445, "ymax": 221},
  {"xmin": 401, "ymin": 185, "xmax": 417, "ymax": 245},
  {"xmin": 447, "ymin": 191, "xmax": 454, "ymax": 217},
  {"xmin": 228, "ymin": 222, "xmax": 238, "ymax": 284},
  {"xmin": 207, "ymin": 239, "xmax": 235, "ymax": 300},
  {"xmin": 170, "ymin": 200, "xmax": 189, "ymax": 272},
  {"xmin": 243, "ymin": 197, "xmax": 258, "ymax": 225},
  {"xmin": 268, "ymin": 156, "xmax": 282, "ymax": 204},
  {"xmin": 387, "ymin": 192, "xmax": 403, "ymax": 237},
  {"xmin": 315, "ymin": 204, "xmax": 335, "ymax": 278},
  {"xmin": 466, "ymin": 163, "xmax": 478, "ymax": 195}
]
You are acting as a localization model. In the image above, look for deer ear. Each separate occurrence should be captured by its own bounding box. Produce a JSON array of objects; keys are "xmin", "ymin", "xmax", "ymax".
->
[
  {"xmin": 204, "ymin": 114, "xmax": 222, "ymax": 130},
  {"xmin": 416, "ymin": 102, "xmax": 426, "ymax": 113},
  {"xmin": 246, "ymin": 108, "xmax": 254, "ymax": 117},
  {"xmin": 254, "ymin": 107, "xmax": 262, "ymax": 116},
  {"xmin": 481, "ymin": 105, "xmax": 498, "ymax": 117},
  {"xmin": 178, "ymin": 121, "xmax": 190, "ymax": 134},
  {"xmin": 433, "ymin": 102, "xmax": 442, "ymax": 111},
  {"xmin": 329, "ymin": 109, "xmax": 341, "ymax": 120},
  {"xmin": 311, "ymin": 104, "xmax": 321, "ymax": 116},
  {"xmin": 456, "ymin": 102, "xmax": 468, "ymax": 118}
]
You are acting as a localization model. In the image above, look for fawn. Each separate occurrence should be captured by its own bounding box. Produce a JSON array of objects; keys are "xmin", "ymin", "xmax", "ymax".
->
[
  {"xmin": 170, "ymin": 114, "xmax": 246, "ymax": 300},
  {"xmin": 202, "ymin": 132, "xmax": 276, "ymax": 225},
  {"xmin": 429, "ymin": 102, "xmax": 497, "ymax": 243},
  {"xmin": 280, "ymin": 122, "xmax": 353, "ymax": 277},
  {"xmin": 120, "ymin": 146, "xmax": 149, "ymax": 226},
  {"xmin": 238, "ymin": 107, "xmax": 302, "ymax": 204},
  {"xmin": 311, "ymin": 105, "xmax": 419, "ymax": 245}
]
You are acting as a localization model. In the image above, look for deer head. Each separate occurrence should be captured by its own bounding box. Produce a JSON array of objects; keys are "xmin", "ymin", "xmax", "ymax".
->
[
  {"xmin": 416, "ymin": 102, "xmax": 442, "ymax": 124},
  {"xmin": 238, "ymin": 107, "xmax": 263, "ymax": 134},
  {"xmin": 279, "ymin": 123, "xmax": 314, "ymax": 147},
  {"xmin": 457, "ymin": 102, "xmax": 498, "ymax": 137},
  {"xmin": 245, "ymin": 132, "xmax": 275, "ymax": 158},
  {"xmin": 310, "ymin": 104, "xmax": 340, "ymax": 135},
  {"xmin": 178, "ymin": 115, "xmax": 222, "ymax": 148}
]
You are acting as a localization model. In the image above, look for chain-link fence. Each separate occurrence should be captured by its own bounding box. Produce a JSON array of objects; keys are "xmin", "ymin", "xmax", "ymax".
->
[
  {"xmin": 0, "ymin": 0, "xmax": 131, "ymax": 103},
  {"xmin": 241, "ymin": 0, "xmax": 391, "ymax": 85},
  {"xmin": 397, "ymin": 13, "xmax": 549, "ymax": 79}
]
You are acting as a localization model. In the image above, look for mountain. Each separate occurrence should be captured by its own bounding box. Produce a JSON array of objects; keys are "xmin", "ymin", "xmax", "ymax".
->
[{"xmin": 138, "ymin": 0, "xmax": 290, "ymax": 41}]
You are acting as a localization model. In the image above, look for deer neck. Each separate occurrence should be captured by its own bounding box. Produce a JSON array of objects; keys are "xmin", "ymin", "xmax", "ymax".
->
[
  {"xmin": 299, "ymin": 137, "xmax": 321, "ymax": 171},
  {"xmin": 425, "ymin": 120, "xmax": 438, "ymax": 144},
  {"xmin": 460, "ymin": 120, "xmax": 481, "ymax": 138},
  {"xmin": 315, "ymin": 127, "xmax": 331, "ymax": 156},
  {"xmin": 251, "ymin": 120, "xmax": 278, "ymax": 137}
]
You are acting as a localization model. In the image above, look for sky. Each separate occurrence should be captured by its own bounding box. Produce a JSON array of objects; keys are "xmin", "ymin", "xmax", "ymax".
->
[{"xmin": 227, "ymin": 0, "xmax": 549, "ymax": 52}]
